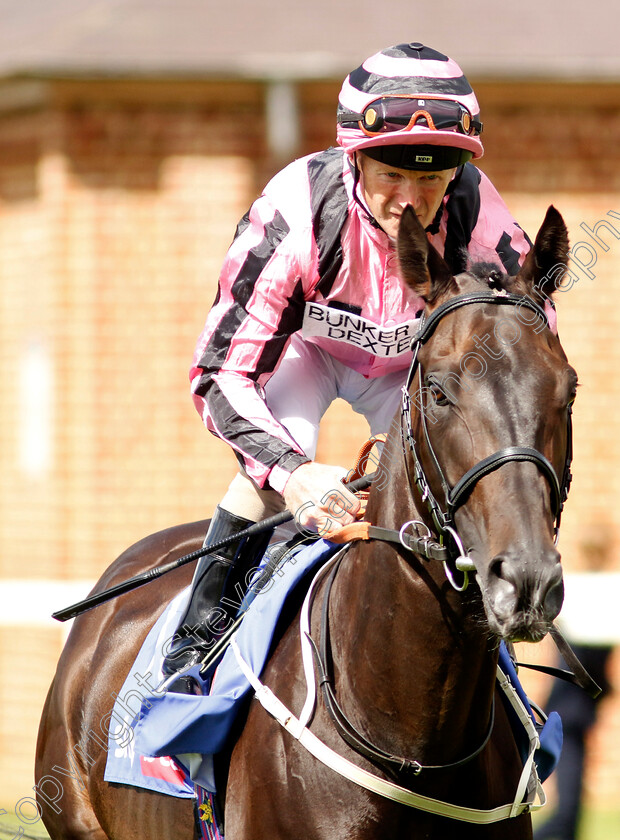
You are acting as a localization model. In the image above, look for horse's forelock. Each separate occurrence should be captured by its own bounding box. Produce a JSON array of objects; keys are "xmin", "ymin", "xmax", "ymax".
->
[{"xmin": 467, "ymin": 261, "xmax": 511, "ymax": 291}]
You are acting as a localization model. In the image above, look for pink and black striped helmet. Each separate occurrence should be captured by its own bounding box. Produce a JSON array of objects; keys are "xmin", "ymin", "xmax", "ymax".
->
[{"xmin": 337, "ymin": 43, "xmax": 484, "ymax": 170}]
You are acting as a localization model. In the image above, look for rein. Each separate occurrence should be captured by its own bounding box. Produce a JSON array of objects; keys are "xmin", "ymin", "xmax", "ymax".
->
[
  {"xmin": 308, "ymin": 547, "xmax": 495, "ymax": 780},
  {"xmin": 231, "ymin": 549, "xmax": 546, "ymax": 823}
]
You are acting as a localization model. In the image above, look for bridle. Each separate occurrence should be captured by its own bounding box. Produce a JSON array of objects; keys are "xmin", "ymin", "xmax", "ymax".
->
[
  {"xmin": 401, "ymin": 290, "xmax": 574, "ymax": 571},
  {"xmin": 304, "ymin": 290, "xmax": 574, "ymax": 785},
  {"xmin": 232, "ymin": 291, "xmax": 576, "ymax": 821}
]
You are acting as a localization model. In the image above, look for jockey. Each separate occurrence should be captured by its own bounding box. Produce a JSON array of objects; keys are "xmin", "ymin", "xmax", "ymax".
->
[{"xmin": 163, "ymin": 42, "xmax": 533, "ymax": 689}]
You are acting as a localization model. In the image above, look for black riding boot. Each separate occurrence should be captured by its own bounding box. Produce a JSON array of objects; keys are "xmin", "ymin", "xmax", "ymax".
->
[{"xmin": 162, "ymin": 506, "xmax": 272, "ymax": 688}]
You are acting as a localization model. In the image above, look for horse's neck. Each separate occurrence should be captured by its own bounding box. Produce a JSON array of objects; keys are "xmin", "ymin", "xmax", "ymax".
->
[{"xmin": 328, "ymin": 440, "xmax": 498, "ymax": 765}]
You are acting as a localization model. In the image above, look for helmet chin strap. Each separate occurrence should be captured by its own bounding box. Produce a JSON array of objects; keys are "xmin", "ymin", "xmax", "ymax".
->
[{"xmin": 350, "ymin": 153, "xmax": 383, "ymax": 230}]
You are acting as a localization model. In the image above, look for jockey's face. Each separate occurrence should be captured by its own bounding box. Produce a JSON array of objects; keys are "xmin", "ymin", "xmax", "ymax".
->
[{"xmin": 358, "ymin": 152, "xmax": 455, "ymax": 240}]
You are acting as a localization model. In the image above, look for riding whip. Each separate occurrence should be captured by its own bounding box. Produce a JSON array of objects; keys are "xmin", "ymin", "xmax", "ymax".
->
[{"xmin": 52, "ymin": 472, "xmax": 376, "ymax": 622}]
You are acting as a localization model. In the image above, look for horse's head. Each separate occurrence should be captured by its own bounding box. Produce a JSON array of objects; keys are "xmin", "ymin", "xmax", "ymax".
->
[{"xmin": 397, "ymin": 205, "xmax": 577, "ymax": 642}]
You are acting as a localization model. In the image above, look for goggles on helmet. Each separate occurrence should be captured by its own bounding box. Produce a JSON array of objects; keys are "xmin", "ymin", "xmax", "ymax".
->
[{"xmin": 337, "ymin": 95, "xmax": 483, "ymax": 138}]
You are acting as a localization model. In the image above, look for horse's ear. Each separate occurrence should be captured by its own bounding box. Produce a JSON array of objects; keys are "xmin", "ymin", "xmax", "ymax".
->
[
  {"xmin": 516, "ymin": 205, "xmax": 570, "ymax": 299},
  {"xmin": 397, "ymin": 205, "xmax": 456, "ymax": 303}
]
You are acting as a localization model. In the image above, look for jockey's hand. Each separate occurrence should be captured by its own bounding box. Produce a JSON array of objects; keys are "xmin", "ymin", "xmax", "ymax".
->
[{"xmin": 283, "ymin": 461, "xmax": 361, "ymax": 537}]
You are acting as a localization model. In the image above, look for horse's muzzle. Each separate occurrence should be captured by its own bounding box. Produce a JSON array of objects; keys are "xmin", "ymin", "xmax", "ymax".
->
[{"xmin": 482, "ymin": 548, "xmax": 564, "ymax": 642}]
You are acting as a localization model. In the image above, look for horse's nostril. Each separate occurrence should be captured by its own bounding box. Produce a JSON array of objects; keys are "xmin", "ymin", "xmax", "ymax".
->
[
  {"xmin": 539, "ymin": 562, "xmax": 564, "ymax": 619},
  {"xmin": 489, "ymin": 556, "xmax": 521, "ymax": 593},
  {"xmin": 487, "ymin": 555, "xmax": 520, "ymax": 613},
  {"xmin": 485, "ymin": 550, "xmax": 564, "ymax": 635},
  {"xmin": 489, "ymin": 557, "xmax": 505, "ymax": 582}
]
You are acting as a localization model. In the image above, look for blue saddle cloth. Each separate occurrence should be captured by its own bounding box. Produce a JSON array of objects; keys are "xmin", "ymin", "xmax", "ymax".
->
[
  {"xmin": 104, "ymin": 536, "xmax": 562, "ymax": 796},
  {"xmin": 105, "ymin": 538, "xmax": 342, "ymax": 793}
]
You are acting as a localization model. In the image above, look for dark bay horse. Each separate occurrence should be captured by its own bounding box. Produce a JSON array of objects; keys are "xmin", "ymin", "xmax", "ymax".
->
[{"xmin": 36, "ymin": 205, "xmax": 576, "ymax": 839}]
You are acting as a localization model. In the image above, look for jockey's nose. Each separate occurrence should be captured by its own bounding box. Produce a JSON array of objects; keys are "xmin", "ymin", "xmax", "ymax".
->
[
  {"xmin": 398, "ymin": 180, "xmax": 424, "ymax": 210},
  {"xmin": 398, "ymin": 178, "xmax": 424, "ymax": 215}
]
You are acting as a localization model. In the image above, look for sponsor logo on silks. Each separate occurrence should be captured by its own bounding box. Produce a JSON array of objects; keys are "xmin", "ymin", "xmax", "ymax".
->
[
  {"xmin": 415, "ymin": 155, "xmax": 433, "ymax": 163},
  {"xmin": 140, "ymin": 754, "xmax": 186, "ymax": 785},
  {"xmin": 302, "ymin": 302, "xmax": 419, "ymax": 357}
]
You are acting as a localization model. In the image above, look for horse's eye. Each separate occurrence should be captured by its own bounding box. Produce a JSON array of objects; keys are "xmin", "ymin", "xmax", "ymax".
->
[
  {"xmin": 567, "ymin": 383, "xmax": 578, "ymax": 407},
  {"xmin": 428, "ymin": 381, "xmax": 450, "ymax": 406},
  {"xmin": 566, "ymin": 372, "xmax": 579, "ymax": 408}
]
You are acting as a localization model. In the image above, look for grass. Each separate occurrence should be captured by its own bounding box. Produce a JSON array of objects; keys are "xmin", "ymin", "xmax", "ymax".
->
[
  {"xmin": 583, "ymin": 809, "xmax": 620, "ymax": 839},
  {"xmin": 0, "ymin": 810, "xmax": 49, "ymax": 839},
  {"xmin": 532, "ymin": 807, "xmax": 620, "ymax": 839}
]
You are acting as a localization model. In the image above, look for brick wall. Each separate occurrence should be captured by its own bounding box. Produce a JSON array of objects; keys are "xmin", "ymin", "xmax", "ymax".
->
[
  {"xmin": 1, "ymin": 77, "xmax": 620, "ymax": 811},
  {"xmin": 0, "ymin": 82, "xmax": 266, "ymax": 583}
]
